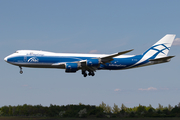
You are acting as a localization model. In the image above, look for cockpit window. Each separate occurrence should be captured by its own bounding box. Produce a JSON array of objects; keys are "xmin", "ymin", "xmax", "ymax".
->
[{"xmin": 15, "ymin": 51, "xmax": 19, "ymax": 53}]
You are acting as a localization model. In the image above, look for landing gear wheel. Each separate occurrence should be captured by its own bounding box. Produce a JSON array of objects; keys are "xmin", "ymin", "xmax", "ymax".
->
[
  {"xmin": 83, "ymin": 73, "xmax": 87, "ymax": 77},
  {"xmin": 82, "ymin": 70, "xmax": 87, "ymax": 77},
  {"xmin": 19, "ymin": 66, "xmax": 23, "ymax": 74},
  {"xmin": 82, "ymin": 70, "xmax": 95, "ymax": 77},
  {"xmin": 92, "ymin": 72, "xmax": 95, "ymax": 76},
  {"xmin": 88, "ymin": 72, "xmax": 91, "ymax": 76},
  {"xmin": 88, "ymin": 71, "xmax": 95, "ymax": 76},
  {"xmin": 20, "ymin": 71, "xmax": 23, "ymax": 74}
]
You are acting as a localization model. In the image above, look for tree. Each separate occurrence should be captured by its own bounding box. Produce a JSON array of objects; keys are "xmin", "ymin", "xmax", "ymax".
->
[
  {"xmin": 178, "ymin": 102, "xmax": 180, "ymax": 108},
  {"xmin": 59, "ymin": 111, "xmax": 65, "ymax": 117},
  {"xmin": 99, "ymin": 102, "xmax": 111, "ymax": 113},
  {"xmin": 78, "ymin": 108, "xmax": 87, "ymax": 118},
  {"xmin": 0, "ymin": 110, "xmax": 3, "ymax": 116},
  {"xmin": 106, "ymin": 105, "xmax": 112, "ymax": 113},
  {"xmin": 157, "ymin": 103, "xmax": 163, "ymax": 111},
  {"xmin": 88, "ymin": 107, "xmax": 103, "ymax": 116},
  {"xmin": 112, "ymin": 103, "xmax": 120, "ymax": 114},
  {"xmin": 148, "ymin": 104, "xmax": 153, "ymax": 108},
  {"xmin": 121, "ymin": 103, "xmax": 127, "ymax": 110},
  {"xmin": 147, "ymin": 104, "xmax": 153, "ymax": 110},
  {"xmin": 136, "ymin": 104, "xmax": 147, "ymax": 116},
  {"xmin": 79, "ymin": 102, "xmax": 83, "ymax": 106},
  {"xmin": 1, "ymin": 106, "xmax": 9, "ymax": 116},
  {"xmin": 99, "ymin": 101, "xmax": 106, "ymax": 113},
  {"xmin": 8, "ymin": 105, "xmax": 12, "ymax": 116},
  {"xmin": 168, "ymin": 104, "xmax": 173, "ymax": 111}
]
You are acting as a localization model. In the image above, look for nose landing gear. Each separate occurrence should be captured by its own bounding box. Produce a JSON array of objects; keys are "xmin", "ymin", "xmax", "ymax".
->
[{"xmin": 19, "ymin": 66, "xmax": 23, "ymax": 74}]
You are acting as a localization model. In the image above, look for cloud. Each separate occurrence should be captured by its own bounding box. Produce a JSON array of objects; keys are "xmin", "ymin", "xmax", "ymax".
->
[
  {"xmin": 89, "ymin": 50, "xmax": 99, "ymax": 54},
  {"xmin": 138, "ymin": 87, "xmax": 157, "ymax": 91},
  {"xmin": 22, "ymin": 84, "xmax": 32, "ymax": 89},
  {"xmin": 114, "ymin": 89, "xmax": 121, "ymax": 92},
  {"xmin": 173, "ymin": 38, "xmax": 180, "ymax": 46}
]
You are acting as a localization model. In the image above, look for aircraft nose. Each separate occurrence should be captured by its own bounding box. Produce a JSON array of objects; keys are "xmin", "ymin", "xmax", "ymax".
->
[{"xmin": 4, "ymin": 56, "xmax": 8, "ymax": 62}]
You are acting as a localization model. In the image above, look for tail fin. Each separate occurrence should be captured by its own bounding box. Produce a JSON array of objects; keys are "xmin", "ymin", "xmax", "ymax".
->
[{"xmin": 143, "ymin": 34, "xmax": 176, "ymax": 59}]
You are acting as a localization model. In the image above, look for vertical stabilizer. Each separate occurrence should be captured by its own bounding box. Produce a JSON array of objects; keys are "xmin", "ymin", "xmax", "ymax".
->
[{"xmin": 143, "ymin": 34, "xmax": 176, "ymax": 58}]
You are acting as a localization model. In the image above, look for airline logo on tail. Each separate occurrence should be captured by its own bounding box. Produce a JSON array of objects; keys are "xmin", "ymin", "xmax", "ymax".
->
[
  {"xmin": 129, "ymin": 34, "xmax": 176, "ymax": 67},
  {"xmin": 143, "ymin": 43, "xmax": 170, "ymax": 58}
]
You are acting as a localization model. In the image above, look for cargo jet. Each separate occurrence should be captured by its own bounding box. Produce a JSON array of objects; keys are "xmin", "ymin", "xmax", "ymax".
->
[{"xmin": 4, "ymin": 34, "xmax": 175, "ymax": 77}]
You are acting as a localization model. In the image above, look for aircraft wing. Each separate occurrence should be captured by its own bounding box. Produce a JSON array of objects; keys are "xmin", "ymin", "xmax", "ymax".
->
[
  {"xmin": 79, "ymin": 49, "xmax": 134, "ymax": 70},
  {"xmin": 52, "ymin": 62, "xmax": 66, "ymax": 67},
  {"xmin": 100, "ymin": 49, "xmax": 134, "ymax": 63},
  {"xmin": 52, "ymin": 49, "xmax": 134, "ymax": 71}
]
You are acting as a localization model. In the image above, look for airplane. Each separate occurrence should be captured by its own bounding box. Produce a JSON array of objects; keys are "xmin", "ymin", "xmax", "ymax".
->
[{"xmin": 4, "ymin": 34, "xmax": 176, "ymax": 77}]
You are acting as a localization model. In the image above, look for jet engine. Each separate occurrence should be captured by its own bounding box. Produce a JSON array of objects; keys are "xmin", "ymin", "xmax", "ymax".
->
[
  {"xmin": 86, "ymin": 59, "xmax": 100, "ymax": 67},
  {"xmin": 65, "ymin": 63, "xmax": 79, "ymax": 72}
]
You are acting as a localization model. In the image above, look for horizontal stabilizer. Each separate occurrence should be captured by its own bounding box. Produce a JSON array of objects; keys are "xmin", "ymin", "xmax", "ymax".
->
[{"xmin": 149, "ymin": 56, "xmax": 175, "ymax": 63}]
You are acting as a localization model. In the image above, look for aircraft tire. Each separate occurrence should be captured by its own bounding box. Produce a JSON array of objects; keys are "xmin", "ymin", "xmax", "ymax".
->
[
  {"xmin": 92, "ymin": 73, "xmax": 95, "ymax": 76},
  {"xmin": 83, "ymin": 74, "xmax": 87, "ymax": 77}
]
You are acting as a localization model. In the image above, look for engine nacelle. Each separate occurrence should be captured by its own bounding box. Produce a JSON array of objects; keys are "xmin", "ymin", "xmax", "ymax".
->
[
  {"xmin": 86, "ymin": 59, "xmax": 100, "ymax": 67},
  {"xmin": 65, "ymin": 63, "xmax": 78, "ymax": 73}
]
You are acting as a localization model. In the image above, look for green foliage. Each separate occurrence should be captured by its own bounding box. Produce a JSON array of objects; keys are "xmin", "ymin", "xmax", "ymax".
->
[
  {"xmin": 59, "ymin": 111, "xmax": 65, "ymax": 117},
  {"xmin": 168, "ymin": 104, "xmax": 173, "ymax": 111},
  {"xmin": 0, "ymin": 102, "xmax": 180, "ymax": 118},
  {"xmin": 99, "ymin": 101, "xmax": 106, "ymax": 113},
  {"xmin": 121, "ymin": 103, "xmax": 127, "ymax": 110},
  {"xmin": 136, "ymin": 104, "xmax": 147, "ymax": 115},
  {"xmin": 106, "ymin": 105, "xmax": 112, "ymax": 113},
  {"xmin": 112, "ymin": 103, "xmax": 120, "ymax": 114},
  {"xmin": 157, "ymin": 103, "xmax": 164, "ymax": 111},
  {"xmin": 99, "ymin": 101, "xmax": 111, "ymax": 113},
  {"xmin": 0, "ymin": 110, "xmax": 3, "ymax": 116},
  {"xmin": 78, "ymin": 108, "xmax": 87, "ymax": 118}
]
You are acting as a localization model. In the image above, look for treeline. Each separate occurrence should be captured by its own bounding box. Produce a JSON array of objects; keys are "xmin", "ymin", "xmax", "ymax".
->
[{"xmin": 0, "ymin": 102, "xmax": 180, "ymax": 118}]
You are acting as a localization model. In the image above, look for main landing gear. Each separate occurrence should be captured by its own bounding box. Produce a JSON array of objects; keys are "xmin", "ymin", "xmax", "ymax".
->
[
  {"xmin": 88, "ymin": 71, "xmax": 95, "ymax": 76},
  {"xmin": 82, "ymin": 70, "xmax": 95, "ymax": 77},
  {"xmin": 19, "ymin": 66, "xmax": 23, "ymax": 74}
]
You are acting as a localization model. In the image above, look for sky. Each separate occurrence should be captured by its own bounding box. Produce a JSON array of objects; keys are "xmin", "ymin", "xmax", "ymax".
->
[{"xmin": 0, "ymin": 0, "xmax": 180, "ymax": 108}]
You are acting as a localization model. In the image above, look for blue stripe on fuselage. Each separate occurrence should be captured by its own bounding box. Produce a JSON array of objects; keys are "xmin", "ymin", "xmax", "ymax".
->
[
  {"xmin": 99, "ymin": 55, "xmax": 143, "ymax": 70},
  {"xmin": 7, "ymin": 55, "xmax": 146, "ymax": 70}
]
